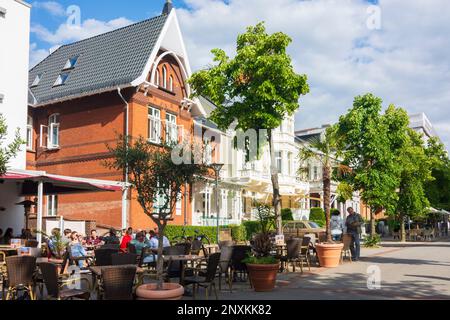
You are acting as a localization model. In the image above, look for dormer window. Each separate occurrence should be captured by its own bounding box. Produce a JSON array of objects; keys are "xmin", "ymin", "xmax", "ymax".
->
[
  {"xmin": 53, "ymin": 73, "xmax": 70, "ymax": 87},
  {"xmin": 63, "ymin": 56, "xmax": 79, "ymax": 70},
  {"xmin": 31, "ymin": 73, "xmax": 43, "ymax": 87}
]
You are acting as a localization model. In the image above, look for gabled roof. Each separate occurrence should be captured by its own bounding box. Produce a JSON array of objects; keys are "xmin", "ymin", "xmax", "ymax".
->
[{"xmin": 29, "ymin": 13, "xmax": 169, "ymax": 106}]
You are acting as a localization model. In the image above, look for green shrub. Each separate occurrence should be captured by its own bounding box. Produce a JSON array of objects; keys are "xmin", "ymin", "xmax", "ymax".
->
[
  {"xmin": 310, "ymin": 207, "xmax": 325, "ymax": 227},
  {"xmin": 164, "ymin": 225, "xmax": 218, "ymax": 244},
  {"xmin": 242, "ymin": 221, "xmax": 261, "ymax": 240},
  {"xmin": 243, "ymin": 255, "xmax": 278, "ymax": 264},
  {"xmin": 363, "ymin": 234, "xmax": 381, "ymax": 248},
  {"xmin": 229, "ymin": 224, "xmax": 247, "ymax": 243},
  {"xmin": 281, "ymin": 208, "xmax": 294, "ymax": 221}
]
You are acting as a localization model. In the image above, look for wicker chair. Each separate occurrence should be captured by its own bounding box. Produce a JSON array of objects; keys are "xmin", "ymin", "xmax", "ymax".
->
[
  {"xmin": 230, "ymin": 245, "xmax": 251, "ymax": 288},
  {"xmin": 101, "ymin": 265, "xmax": 137, "ymax": 300},
  {"xmin": 280, "ymin": 239, "xmax": 303, "ymax": 273},
  {"xmin": 25, "ymin": 240, "xmax": 39, "ymax": 248},
  {"xmin": 111, "ymin": 253, "xmax": 138, "ymax": 266},
  {"xmin": 175, "ymin": 242, "xmax": 192, "ymax": 255},
  {"xmin": 340, "ymin": 234, "xmax": 353, "ymax": 263},
  {"xmin": 94, "ymin": 248, "xmax": 118, "ymax": 266},
  {"xmin": 299, "ymin": 236, "xmax": 312, "ymax": 272},
  {"xmin": 184, "ymin": 252, "xmax": 221, "ymax": 300},
  {"xmin": 163, "ymin": 246, "xmax": 189, "ymax": 282},
  {"xmin": 39, "ymin": 262, "xmax": 90, "ymax": 300},
  {"xmin": 0, "ymin": 252, "xmax": 6, "ymax": 300},
  {"xmin": 5, "ymin": 256, "xmax": 37, "ymax": 300},
  {"xmin": 217, "ymin": 246, "xmax": 233, "ymax": 292}
]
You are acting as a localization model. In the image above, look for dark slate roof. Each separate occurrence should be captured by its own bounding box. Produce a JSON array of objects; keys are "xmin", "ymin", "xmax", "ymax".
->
[{"xmin": 29, "ymin": 14, "xmax": 168, "ymax": 106}]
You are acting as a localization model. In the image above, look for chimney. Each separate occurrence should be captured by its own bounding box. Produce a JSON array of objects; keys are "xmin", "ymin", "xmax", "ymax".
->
[{"xmin": 162, "ymin": 0, "xmax": 173, "ymax": 15}]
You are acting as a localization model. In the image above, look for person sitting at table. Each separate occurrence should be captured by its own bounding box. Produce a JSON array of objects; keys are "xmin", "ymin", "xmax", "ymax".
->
[
  {"xmin": 69, "ymin": 231, "xmax": 88, "ymax": 268},
  {"xmin": 62, "ymin": 229, "xmax": 72, "ymax": 244},
  {"xmin": 86, "ymin": 229, "xmax": 102, "ymax": 247},
  {"xmin": 149, "ymin": 230, "xmax": 171, "ymax": 249},
  {"xmin": 101, "ymin": 228, "xmax": 120, "ymax": 245},
  {"xmin": 1, "ymin": 228, "xmax": 14, "ymax": 245},
  {"xmin": 129, "ymin": 232, "xmax": 150, "ymax": 256},
  {"xmin": 120, "ymin": 228, "xmax": 133, "ymax": 252}
]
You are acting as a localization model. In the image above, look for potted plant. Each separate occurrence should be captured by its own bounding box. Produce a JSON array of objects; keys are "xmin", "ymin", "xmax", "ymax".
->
[
  {"xmin": 298, "ymin": 128, "xmax": 344, "ymax": 268},
  {"xmin": 107, "ymin": 136, "xmax": 208, "ymax": 300},
  {"xmin": 243, "ymin": 202, "xmax": 280, "ymax": 292}
]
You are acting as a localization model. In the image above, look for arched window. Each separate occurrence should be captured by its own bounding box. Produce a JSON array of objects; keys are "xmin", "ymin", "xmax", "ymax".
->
[
  {"xmin": 155, "ymin": 69, "xmax": 160, "ymax": 86},
  {"xmin": 169, "ymin": 75, "xmax": 174, "ymax": 91},
  {"xmin": 162, "ymin": 65, "xmax": 167, "ymax": 89}
]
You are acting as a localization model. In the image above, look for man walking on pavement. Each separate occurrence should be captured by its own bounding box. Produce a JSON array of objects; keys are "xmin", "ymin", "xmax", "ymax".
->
[{"xmin": 345, "ymin": 207, "xmax": 364, "ymax": 261}]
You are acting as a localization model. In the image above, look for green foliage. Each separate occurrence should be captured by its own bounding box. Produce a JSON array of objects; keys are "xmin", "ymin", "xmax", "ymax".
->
[
  {"xmin": 242, "ymin": 221, "xmax": 262, "ymax": 240},
  {"xmin": 243, "ymin": 255, "xmax": 278, "ymax": 265},
  {"xmin": 0, "ymin": 114, "xmax": 25, "ymax": 175},
  {"xmin": 281, "ymin": 208, "xmax": 294, "ymax": 221},
  {"xmin": 425, "ymin": 137, "xmax": 450, "ymax": 211},
  {"xmin": 335, "ymin": 94, "xmax": 406, "ymax": 216},
  {"xmin": 330, "ymin": 208, "xmax": 341, "ymax": 216},
  {"xmin": 253, "ymin": 202, "xmax": 275, "ymax": 234},
  {"xmin": 336, "ymin": 182, "xmax": 353, "ymax": 203},
  {"xmin": 310, "ymin": 207, "xmax": 325, "ymax": 227},
  {"xmin": 189, "ymin": 22, "xmax": 310, "ymax": 234},
  {"xmin": 229, "ymin": 224, "xmax": 247, "ymax": 243},
  {"xmin": 164, "ymin": 225, "xmax": 219, "ymax": 244},
  {"xmin": 363, "ymin": 234, "xmax": 382, "ymax": 248}
]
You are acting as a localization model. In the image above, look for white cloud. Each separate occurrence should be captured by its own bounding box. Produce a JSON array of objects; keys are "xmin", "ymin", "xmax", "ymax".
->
[
  {"xmin": 176, "ymin": 0, "xmax": 450, "ymax": 149},
  {"xmin": 31, "ymin": 17, "xmax": 134, "ymax": 45},
  {"xmin": 29, "ymin": 43, "xmax": 49, "ymax": 69},
  {"xmin": 32, "ymin": 1, "xmax": 66, "ymax": 17}
]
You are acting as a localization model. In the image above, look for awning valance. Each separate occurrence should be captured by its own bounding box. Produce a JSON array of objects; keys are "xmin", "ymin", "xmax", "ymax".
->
[{"xmin": 1, "ymin": 169, "xmax": 126, "ymax": 195}]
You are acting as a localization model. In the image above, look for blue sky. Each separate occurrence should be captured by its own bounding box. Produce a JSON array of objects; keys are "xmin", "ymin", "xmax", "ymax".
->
[{"xmin": 29, "ymin": 0, "xmax": 450, "ymax": 149}]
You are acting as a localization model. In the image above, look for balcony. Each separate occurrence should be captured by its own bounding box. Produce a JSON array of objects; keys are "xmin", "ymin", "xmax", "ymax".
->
[{"xmin": 195, "ymin": 217, "xmax": 242, "ymax": 227}]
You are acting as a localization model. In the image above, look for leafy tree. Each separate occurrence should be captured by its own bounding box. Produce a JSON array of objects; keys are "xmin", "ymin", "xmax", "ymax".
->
[
  {"xmin": 0, "ymin": 114, "xmax": 24, "ymax": 175},
  {"xmin": 281, "ymin": 208, "xmax": 294, "ymax": 221},
  {"xmin": 106, "ymin": 136, "xmax": 208, "ymax": 289},
  {"xmin": 334, "ymin": 94, "xmax": 406, "ymax": 237},
  {"xmin": 189, "ymin": 22, "xmax": 309, "ymax": 235},
  {"xmin": 425, "ymin": 137, "xmax": 450, "ymax": 210},
  {"xmin": 395, "ymin": 128, "xmax": 434, "ymax": 241}
]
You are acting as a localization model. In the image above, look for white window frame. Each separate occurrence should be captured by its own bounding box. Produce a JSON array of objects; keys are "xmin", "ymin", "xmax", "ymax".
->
[
  {"xmin": 26, "ymin": 116, "xmax": 33, "ymax": 150},
  {"xmin": 48, "ymin": 113, "xmax": 60, "ymax": 149},
  {"xmin": 169, "ymin": 75, "xmax": 174, "ymax": 91},
  {"xmin": 46, "ymin": 195, "xmax": 58, "ymax": 217},
  {"xmin": 176, "ymin": 193, "xmax": 182, "ymax": 216},
  {"xmin": 275, "ymin": 151, "xmax": 282, "ymax": 173},
  {"xmin": 148, "ymin": 107, "xmax": 161, "ymax": 144},
  {"xmin": 155, "ymin": 69, "xmax": 160, "ymax": 86},
  {"xmin": 63, "ymin": 56, "xmax": 79, "ymax": 70},
  {"xmin": 165, "ymin": 113, "xmax": 177, "ymax": 144},
  {"xmin": 162, "ymin": 66, "xmax": 167, "ymax": 89},
  {"xmin": 53, "ymin": 73, "xmax": 70, "ymax": 87}
]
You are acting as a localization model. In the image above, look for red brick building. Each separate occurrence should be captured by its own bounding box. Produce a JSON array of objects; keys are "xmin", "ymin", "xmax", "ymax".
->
[{"xmin": 27, "ymin": 5, "xmax": 207, "ymax": 231}]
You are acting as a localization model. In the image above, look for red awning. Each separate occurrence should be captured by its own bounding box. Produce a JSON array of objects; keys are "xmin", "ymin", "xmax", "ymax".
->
[{"xmin": 1, "ymin": 170, "xmax": 124, "ymax": 195}]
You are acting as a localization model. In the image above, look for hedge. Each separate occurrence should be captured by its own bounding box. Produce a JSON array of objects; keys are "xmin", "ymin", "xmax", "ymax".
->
[
  {"xmin": 281, "ymin": 208, "xmax": 294, "ymax": 221},
  {"xmin": 164, "ymin": 224, "xmax": 248, "ymax": 244},
  {"xmin": 310, "ymin": 207, "xmax": 325, "ymax": 227}
]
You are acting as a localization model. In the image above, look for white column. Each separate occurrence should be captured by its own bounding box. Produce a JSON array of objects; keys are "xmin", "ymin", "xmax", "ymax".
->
[
  {"xmin": 121, "ymin": 187, "xmax": 128, "ymax": 230},
  {"xmin": 36, "ymin": 181, "xmax": 44, "ymax": 247}
]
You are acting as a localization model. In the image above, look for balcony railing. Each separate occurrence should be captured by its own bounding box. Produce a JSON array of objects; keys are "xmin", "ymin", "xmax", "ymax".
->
[{"xmin": 196, "ymin": 217, "xmax": 242, "ymax": 227}]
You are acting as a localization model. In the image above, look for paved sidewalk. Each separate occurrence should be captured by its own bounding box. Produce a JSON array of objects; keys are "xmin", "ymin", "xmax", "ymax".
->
[{"xmin": 217, "ymin": 240, "xmax": 450, "ymax": 300}]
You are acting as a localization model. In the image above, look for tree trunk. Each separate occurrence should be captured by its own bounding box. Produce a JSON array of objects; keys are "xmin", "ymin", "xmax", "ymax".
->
[
  {"xmin": 323, "ymin": 164, "xmax": 332, "ymax": 243},
  {"xmin": 268, "ymin": 129, "xmax": 282, "ymax": 235},
  {"xmin": 400, "ymin": 215, "xmax": 406, "ymax": 242},
  {"xmin": 371, "ymin": 210, "xmax": 376, "ymax": 237},
  {"xmin": 155, "ymin": 222, "xmax": 166, "ymax": 290}
]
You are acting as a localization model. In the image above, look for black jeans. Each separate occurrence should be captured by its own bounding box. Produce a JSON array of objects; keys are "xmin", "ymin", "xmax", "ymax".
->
[{"xmin": 349, "ymin": 232, "xmax": 361, "ymax": 260}]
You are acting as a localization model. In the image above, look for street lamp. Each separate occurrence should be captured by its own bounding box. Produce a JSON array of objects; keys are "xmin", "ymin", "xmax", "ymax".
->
[{"xmin": 210, "ymin": 163, "xmax": 224, "ymax": 244}]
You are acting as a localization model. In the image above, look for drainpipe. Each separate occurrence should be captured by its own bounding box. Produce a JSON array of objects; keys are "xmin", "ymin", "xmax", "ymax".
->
[{"xmin": 117, "ymin": 87, "xmax": 129, "ymax": 230}]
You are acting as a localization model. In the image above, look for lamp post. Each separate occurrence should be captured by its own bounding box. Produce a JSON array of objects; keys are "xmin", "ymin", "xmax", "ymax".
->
[{"xmin": 210, "ymin": 163, "xmax": 224, "ymax": 244}]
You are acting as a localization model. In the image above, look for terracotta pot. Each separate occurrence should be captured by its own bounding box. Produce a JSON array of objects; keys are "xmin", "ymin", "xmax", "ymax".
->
[
  {"xmin": 136, "ymin": 283, "xmax": 184, "ymax": 300},
  {"xmin": 246, "ymin": 263, "xmax": 280, "ymax": 292},
  {"xmin": 316, "ymin": 243, "xmax": 344, "ymax": 268}
]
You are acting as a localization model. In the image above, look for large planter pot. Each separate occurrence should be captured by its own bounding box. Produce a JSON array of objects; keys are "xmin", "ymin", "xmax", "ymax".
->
[
  {"xmin": 246, "ymin": 263, "xmax": 280, "ymax": 292},
  {"xmin": 136, "ymin": 283, "xmax": 184, "ymax": 300},
  {"xmin": 316, "ymin": 243, "xmax": 344, "ymax": 268}
]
